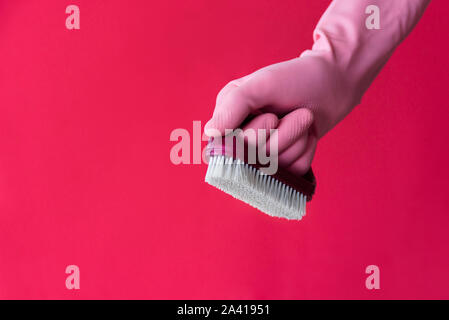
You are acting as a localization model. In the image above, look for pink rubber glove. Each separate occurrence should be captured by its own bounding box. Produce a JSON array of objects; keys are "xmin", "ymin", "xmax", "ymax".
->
[{"xmin": 205, "ymin": 0, "xmax": 429, "ymax": 176}]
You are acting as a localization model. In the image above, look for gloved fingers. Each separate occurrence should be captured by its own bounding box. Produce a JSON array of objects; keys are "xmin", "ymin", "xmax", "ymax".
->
[
  {"xmin": 240, "ymin": 113, "xmax": 279, "ymax": 146},
  {"xmin": 277, "ymin": 132, "xmax": 309, "ymax": 168},
  {"xmin": 287, "ymin": 133, "xmax": 318, "ymax": 176},
  {"xmin": 266, "ymin": 108, "xmax": 313, "ymax": 155}
]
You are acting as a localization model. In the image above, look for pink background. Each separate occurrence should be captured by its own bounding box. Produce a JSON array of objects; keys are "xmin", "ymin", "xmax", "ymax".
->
[{"xmin": 0, "ymin": 0, "xmax": 448, "ymax": 299}]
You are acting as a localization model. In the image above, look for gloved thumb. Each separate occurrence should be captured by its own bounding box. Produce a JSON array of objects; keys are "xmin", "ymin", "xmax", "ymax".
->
[{"xmin": 204, "ymin": 71, "xmax": 277, "ymax": 137}]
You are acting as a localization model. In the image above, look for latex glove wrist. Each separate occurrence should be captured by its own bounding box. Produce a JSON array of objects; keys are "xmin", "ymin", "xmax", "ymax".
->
[{"xmin": 299, "ymin": 0, "xmax": 431, "ymax": 137}]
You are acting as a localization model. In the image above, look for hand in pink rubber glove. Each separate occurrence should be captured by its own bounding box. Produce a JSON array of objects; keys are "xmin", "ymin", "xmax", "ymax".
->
[{"xmin": 205, "ymin": 0, "xmax": 429, "ymax": 176}]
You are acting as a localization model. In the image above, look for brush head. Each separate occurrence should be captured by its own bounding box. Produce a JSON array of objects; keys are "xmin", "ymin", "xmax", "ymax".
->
[{"xmin": 205, "ymin": 155, "xmax": 316, "ymax": 220}]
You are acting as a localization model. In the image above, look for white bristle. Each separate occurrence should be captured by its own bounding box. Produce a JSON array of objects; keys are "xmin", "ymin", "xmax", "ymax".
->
[{"xmin": 204, "ymin": 155, "xmax": 308, "ymax": 220}]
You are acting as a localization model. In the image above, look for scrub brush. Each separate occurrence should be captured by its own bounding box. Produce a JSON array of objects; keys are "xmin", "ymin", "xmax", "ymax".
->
[{"xmin": 204, "ymin": 137, "xmax": 316, "ymax": 220}]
